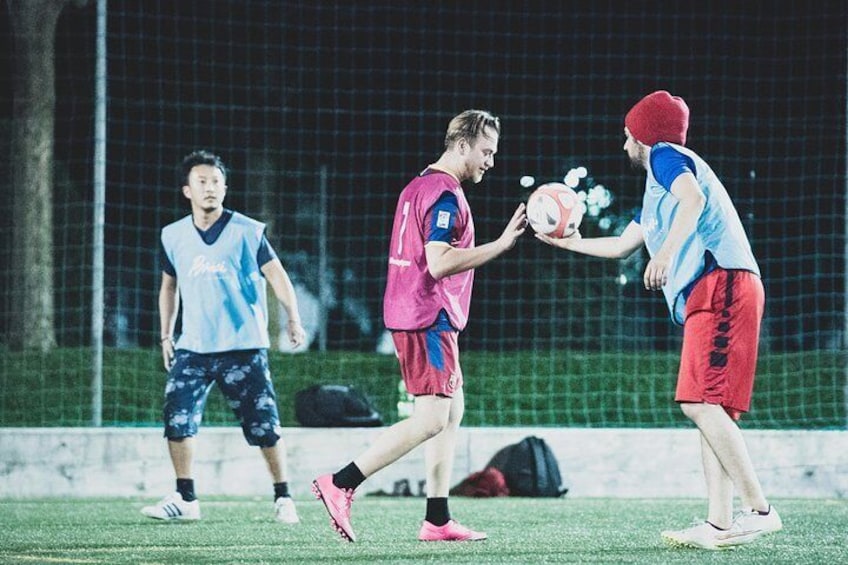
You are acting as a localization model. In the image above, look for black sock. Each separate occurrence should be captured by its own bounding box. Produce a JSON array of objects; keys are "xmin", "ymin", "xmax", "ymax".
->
[
  {"xmin": 333, "ymin": 462, "xmax": 366, "ymax": 490},
  {"xmin": 425, "ymin": 497, "xmax": 450, "ymax": 527},
  {"xmin": 274, "ymin": 482, "xmax": 290, "ymax": 500},
  {"xmin": 176, "ymin": 478, "xmax": 196, "ymax": 502}
]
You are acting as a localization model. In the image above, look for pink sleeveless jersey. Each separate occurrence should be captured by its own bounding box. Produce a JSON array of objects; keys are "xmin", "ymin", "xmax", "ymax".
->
[{"xmin": 383, "ymin": 170, "xmax": 475, "ymax": 331}]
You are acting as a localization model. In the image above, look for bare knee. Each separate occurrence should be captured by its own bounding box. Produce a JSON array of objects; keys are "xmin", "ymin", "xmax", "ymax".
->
[
  {"xmin": 410, "ymin": 410, "xmax": 449, "ymax": 440},
  {"xmin": 421, "ymin": 416, "xmax": 449, "ymax": 439},
  {"xmin": 409, "ymin": 396, "xmax": 454, "ymax": 438}
]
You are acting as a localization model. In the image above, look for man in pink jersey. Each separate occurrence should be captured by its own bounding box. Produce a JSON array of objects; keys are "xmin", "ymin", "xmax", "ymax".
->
[{"xmin": 312, "ymin": 109, "xmax": 526, "ymax": 543}]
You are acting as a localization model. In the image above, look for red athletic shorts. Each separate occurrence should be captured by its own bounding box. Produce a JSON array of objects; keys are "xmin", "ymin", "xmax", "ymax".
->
[
  {"xmin": 677, "ymin": 269, "xmax": 764, "ymax": 420},
  {"xmin": 391, "ymin": 328, "xmax": 463, "ymax": 397}
]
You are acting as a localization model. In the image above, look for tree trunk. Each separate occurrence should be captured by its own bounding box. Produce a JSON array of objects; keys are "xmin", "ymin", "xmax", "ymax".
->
[{"xmin": 7, "ymin": 0, "xmax": 69, "ymax": 350}]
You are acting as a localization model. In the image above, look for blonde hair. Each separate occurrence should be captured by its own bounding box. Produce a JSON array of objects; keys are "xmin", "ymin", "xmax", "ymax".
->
[{"xmin": 444, "ymin": 109, "xmax": 500, "ymax": 149}]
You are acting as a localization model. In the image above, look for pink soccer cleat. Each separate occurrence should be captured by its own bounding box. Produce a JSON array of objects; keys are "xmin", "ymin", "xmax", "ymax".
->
[
  {"xmin": 312, "ymin": 474, "xmax": 356, "ymax": 542},
  {"xmin": 418, "ymin": 519, "xmax": 487, "ymax": 542}
]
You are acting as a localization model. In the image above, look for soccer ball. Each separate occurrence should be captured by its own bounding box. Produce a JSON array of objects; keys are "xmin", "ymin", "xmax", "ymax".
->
[{"xmin": 526, "ymin": 183, "xmax": 584, "ymax": 238}]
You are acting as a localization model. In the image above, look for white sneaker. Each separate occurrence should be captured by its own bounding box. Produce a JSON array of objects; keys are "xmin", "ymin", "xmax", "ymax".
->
[
  {"xmin": 716, "ymin": 505, "xmax": 783, "ymax": 548},
  {"xmin": 141, "ymin": 492, "xmax": 200, "ymax": 521},
  {"xmin": 274, "ymin": 496, "xmax": 300, "ymax": 524},
  {"xmin": 661, "ymin": 521, "xmax": 730, "ymax": 550}
]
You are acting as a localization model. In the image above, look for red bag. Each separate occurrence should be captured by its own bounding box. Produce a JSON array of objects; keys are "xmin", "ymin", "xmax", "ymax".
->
[{"xmin": 449, "ymin": 466, "xmax": 510, "ymax": 497}]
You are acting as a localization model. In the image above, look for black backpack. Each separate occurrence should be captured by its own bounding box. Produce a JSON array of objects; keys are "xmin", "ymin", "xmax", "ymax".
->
[
  {"xmin": 486, "ymin": 435, "xmax": 568, "ymax": 497},
  {"xmin": 294, "ymin": 384, "xmax": 383, "ymax": 427}
]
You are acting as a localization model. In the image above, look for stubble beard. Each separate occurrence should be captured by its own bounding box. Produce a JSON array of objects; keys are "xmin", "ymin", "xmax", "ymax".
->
[{"xmin": 628, "ymin": 148, "xmax": 647, "ymax": 171}]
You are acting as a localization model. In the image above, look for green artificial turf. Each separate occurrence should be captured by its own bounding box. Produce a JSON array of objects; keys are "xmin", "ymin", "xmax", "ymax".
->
[{"xmin": 0, "ymin": 496, "xmax": 845, "ymax": 564}]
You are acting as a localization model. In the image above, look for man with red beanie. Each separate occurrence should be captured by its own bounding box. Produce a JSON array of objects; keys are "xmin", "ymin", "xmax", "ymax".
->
[{"xmin": 536, "ymin": 90, "xmax": 782, "ymax": 550}]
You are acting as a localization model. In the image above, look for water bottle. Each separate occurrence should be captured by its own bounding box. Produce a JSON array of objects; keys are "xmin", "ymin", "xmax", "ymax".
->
[{"xmin": 397, "ymin": 379, "xmax": 414, "ymax": 419}]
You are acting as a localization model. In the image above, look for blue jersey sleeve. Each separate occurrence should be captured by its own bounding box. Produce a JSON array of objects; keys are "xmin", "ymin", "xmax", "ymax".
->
[
  {"xmin": 160, "ymin": 241, "xmax": 176, "ymax": 276},
  {"xmin": 650, "ymin": 145, "xmax": 696, "ymax": 191},
  {"xmin": 425, "ymin": 192, "xmax": 459, "ymax": 244},
  {"xmin": 257, "ymin": 234, "xmax": 279, "ymax": 269}
]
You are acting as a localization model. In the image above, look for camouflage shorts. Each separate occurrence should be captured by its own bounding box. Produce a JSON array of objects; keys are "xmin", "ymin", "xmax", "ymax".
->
[{"xmin": 163, "ymin": 349, "xmax": 282, "ymax": 447}]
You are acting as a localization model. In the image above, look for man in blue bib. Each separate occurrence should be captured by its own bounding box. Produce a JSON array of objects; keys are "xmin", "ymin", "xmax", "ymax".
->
[
  {"xmin": 141, "ymin": 150, "xmax": 305, "ymax": 524},
  {"xmin": 537, "ymin": 92, "xmax": 781, "ymax": 550}
]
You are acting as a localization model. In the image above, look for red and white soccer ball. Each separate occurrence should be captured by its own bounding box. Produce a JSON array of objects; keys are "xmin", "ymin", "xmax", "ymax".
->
[{"xmin": 526, "ymin": 182, "xmax": 584, "ymax": 238}]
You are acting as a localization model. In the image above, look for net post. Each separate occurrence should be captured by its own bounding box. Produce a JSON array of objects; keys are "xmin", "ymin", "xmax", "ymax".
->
[
  {"xmin": 844, "ymin": 43, "xmax": 848, "ymax": 430},
  {"xmin": 89, "ymin": 0, "xmax": 107, "ymax": 427},
  {"xmin": 318, "ymin": 165, "xmax": 329, "ymax": 352}
]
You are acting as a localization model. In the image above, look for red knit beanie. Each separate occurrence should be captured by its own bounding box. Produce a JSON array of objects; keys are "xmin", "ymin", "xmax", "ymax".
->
[{"xmin": 624, "ymin": 90, "xmax": 690, "ymax": 147}]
